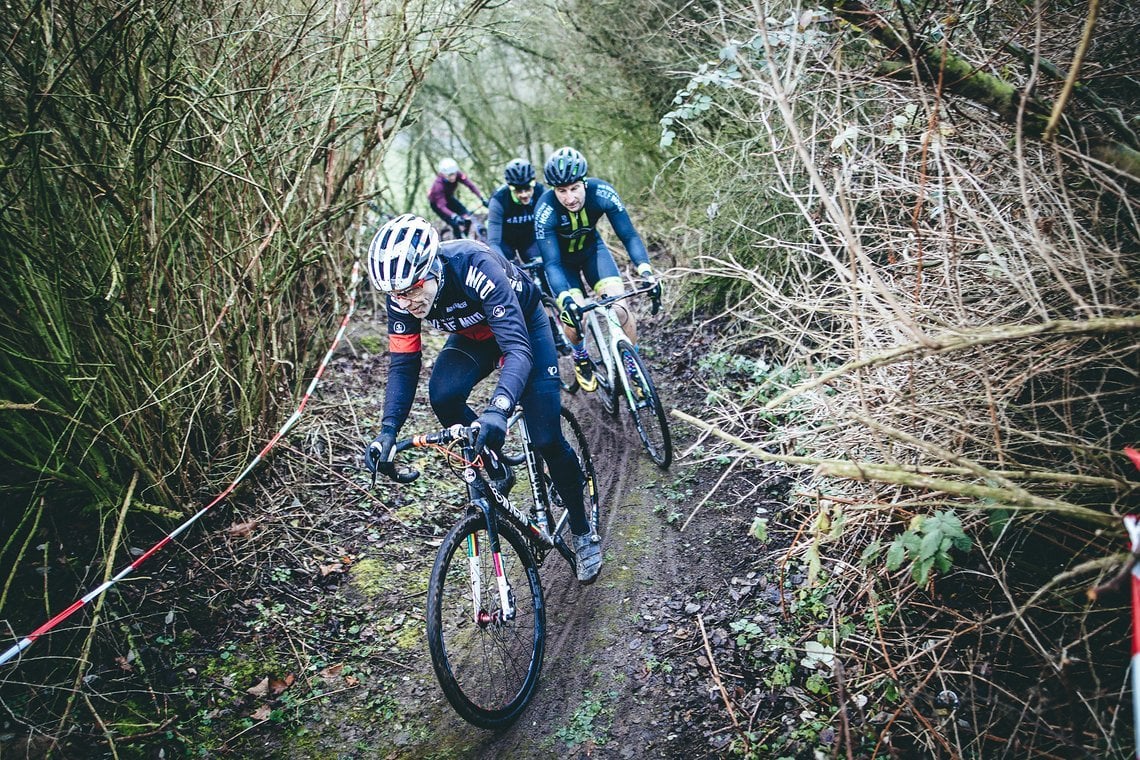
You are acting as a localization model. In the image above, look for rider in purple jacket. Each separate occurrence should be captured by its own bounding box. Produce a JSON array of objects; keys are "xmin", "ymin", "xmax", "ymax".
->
[{"xmin": 428, "ymin": 157, "xmax": 488, "ymax": 239}]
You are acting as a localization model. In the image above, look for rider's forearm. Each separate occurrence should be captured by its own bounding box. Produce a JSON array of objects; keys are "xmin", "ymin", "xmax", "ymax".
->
[
  {"xmin": 538, "ymin": 242, "xmax": 571, "ymax": 300},
  {"xmin": 381, "ymin": 352, "xmax": 421, "ymax": 431},
  {"xmin": 610, "ymin": 212, "xmax": 650, "ymax": 268},
  {"xmin": 486, "ymin": 206, "xmax": 511, "ymax": 259}
]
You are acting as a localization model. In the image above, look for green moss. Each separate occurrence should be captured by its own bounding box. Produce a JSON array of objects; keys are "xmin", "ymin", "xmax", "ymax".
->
[
  {"xmin": 394, "ymin": 620, "xmax": 424, "ymax": 650},
  {"xmin": 349, "ymin": 556, "xmax": 429, "ymax": 600},
  {"xmin": 348, "ymin": 557, "xmax": 389, "ymax": 597},
  {"xmin": 197, "ymin": 642, "xmax": 278, "ymax": 687},
  {"xmin": 357, "ymin": 334, "xmax": 385, "ymax": 354},
  {"xmin": 394, "ymin": 502, "xmax": 424, "ymax": 523}
]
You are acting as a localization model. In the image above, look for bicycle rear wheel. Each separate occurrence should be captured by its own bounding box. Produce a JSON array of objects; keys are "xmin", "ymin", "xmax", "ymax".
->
[
  {"xmin": 515, "ymin": 408, "xmax": 600, "ymax": 542},
  {"xmin": 616, "ymin": 340, "xmax": 673, "ymax": 468},
  {"xmin": 584, "ymin": 314, "xmax": 618, "ymax": 415},
  {"xmin": 546, "ymin": 408, "xmax": 601, "ymax": 540},
  {"xmin": 426, "ymin": 511, "xmax": 545, "ymax": 729}
]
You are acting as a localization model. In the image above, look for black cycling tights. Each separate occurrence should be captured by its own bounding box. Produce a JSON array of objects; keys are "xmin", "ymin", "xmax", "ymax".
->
[{"xmin": 428, "ymin": 309, "xmax": 589, "ymax": 535}]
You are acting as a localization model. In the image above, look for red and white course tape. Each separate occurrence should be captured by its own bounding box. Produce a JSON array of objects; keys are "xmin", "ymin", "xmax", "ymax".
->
[{"xmin": 0, "ymin": 262, "xmax": 362, "ymax": 667}]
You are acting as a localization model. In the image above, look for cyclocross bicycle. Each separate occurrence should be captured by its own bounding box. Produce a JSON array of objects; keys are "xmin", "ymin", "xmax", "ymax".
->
[
  {"xmin": 576, "ymin": 285, "xmax": 673, "ymax": 468},
  {"xmin": 380, "ymin": 407, "xmax": 599, "ymax": 729}
]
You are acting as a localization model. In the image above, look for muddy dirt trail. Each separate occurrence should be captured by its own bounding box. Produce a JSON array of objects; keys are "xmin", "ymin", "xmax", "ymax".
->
[
  {"xmin": 458, "ymin": 400, "xmax": 690, "ymax": 759},
  {"xmin": 244, "ymin": 310, "xmax": 769, "ymax": 760}
]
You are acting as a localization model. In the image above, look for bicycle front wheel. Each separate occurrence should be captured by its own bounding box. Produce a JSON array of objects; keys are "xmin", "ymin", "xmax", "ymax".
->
[
  {"xmin": 616, "ymin": 341, "xmax": 673, "ymax": 468},
  {"xmin": 426, "ymin": 511, "xmax": 546, "ymax": 729}
]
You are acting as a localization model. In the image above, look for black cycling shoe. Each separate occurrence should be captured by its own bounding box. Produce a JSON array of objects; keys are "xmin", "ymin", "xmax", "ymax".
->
[{"xmin": 573, "ymin": 533, "xmax": 602, "ymax": 584}]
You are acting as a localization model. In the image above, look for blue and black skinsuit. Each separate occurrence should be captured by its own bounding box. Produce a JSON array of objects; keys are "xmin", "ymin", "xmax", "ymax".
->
[
  {"xmin": 533, "ymin": 177, "xmax": 651, "ymax": 302},
  {"xmin": 381, "ymin": 239, "xmax": 589, "ymax": 533},
  {"xmin": 486, "ymin": 181, "xmax": 548, "ymax": 291}
]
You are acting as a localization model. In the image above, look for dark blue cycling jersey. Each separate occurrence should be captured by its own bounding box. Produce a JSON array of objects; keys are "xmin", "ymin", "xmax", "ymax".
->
[
  {"xmin": 486, "ymin": 182, "xmax": 546, "ymax": 264},
  {"xmin": 534, "ymin": 177, "xmax": 650, "ymax": 300},
  {"xmin": 382, "ymin": 240, "xmax": 541, "ymax": 432}
]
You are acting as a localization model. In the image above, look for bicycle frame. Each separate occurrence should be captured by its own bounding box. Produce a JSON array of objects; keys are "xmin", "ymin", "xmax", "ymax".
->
[
  {"xmin": 394, "ymin": 423, "xmax": 574, "ymax": 623},
  {"xmin": 579, "ymin": 285, "xmax": 657, "ymax": 410}
]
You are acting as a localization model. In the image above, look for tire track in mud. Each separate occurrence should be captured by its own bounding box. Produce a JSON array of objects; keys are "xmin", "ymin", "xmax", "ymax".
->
[{"xmin": 470, "ymin": 395, "xmax": 688, "ymax": 758}]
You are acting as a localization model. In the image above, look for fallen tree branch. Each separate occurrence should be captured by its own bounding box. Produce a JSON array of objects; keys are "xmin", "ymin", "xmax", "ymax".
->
[
  {"xmin": 762, "ymin": 315, "xmax": 1140, "ymax": 413},
  {"xmin": 828, "ymin": 0, "xmax": 1140, "ymax": 179},
  {"xmin": 696, "ymin": 612, "xmax": 746, "ymax": 752},
  {"xmin": 671, "ymin": 409, "xmax": 1116, "ymax": 527}
]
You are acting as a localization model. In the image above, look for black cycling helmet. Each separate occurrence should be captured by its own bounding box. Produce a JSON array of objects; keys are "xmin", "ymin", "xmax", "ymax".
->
[
  {"xmin": 543, "ymin": 147, "xmax": 588, "ymax": 186},
  {"xmin": 504, "ymin": 158, "xmax": 536, "ymax": 186}
]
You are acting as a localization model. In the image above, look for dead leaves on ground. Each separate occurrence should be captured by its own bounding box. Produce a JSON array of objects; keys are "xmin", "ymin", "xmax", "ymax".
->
[
  {"xmin": 246, "ymin": 673, "xmax": 295, "ymax": 698},
  {"xmin": 245, "ymin": 673, "xmax": 296, "ymax": 721},
  {"xmin": 225, "ymin": 520, "xmax": 259, "ymax": 538},
  {"xmin": 318, "ymin": 662, "xmax": 360, "ymax": 687}
]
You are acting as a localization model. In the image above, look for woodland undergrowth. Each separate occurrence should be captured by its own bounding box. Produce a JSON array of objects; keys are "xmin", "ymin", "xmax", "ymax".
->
[{"xmin": 650, "ymin": 0, "xmax": 1140, "ymax": 756}]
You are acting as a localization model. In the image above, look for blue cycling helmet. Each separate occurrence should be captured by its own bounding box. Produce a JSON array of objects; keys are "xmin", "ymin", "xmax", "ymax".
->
[
  {"xmin": 504, "ymin": 158, "xmax": 536, "ymax": 186},
  {"xmin": 543, "ymin": 147, "xmax": 588, "ymax": 186}
]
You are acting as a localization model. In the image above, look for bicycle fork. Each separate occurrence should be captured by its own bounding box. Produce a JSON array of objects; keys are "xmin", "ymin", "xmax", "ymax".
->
[
  {"xmin": 460, "ymin": 445, "xmax": 520, "ymax": 624},
  {"xmin": 603, "ymin": 310, "xmax": 651, "ymax": 410},
  {"xmin": 466, "ymin": 497, "xmax": 517, "ymax": 624}
]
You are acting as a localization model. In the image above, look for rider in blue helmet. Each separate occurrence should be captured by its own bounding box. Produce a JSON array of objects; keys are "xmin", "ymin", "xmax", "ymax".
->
[
  {"xmin": 534, "ymin": 147, "xmax": 659, "ymax": 392},
  {"xmin": 486, "ymin": 159, "xmax": 547, "ymax": 281}
]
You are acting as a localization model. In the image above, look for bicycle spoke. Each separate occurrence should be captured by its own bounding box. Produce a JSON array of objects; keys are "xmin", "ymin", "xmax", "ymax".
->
[
  {"xmin": 427, "ymin": 513, "xmax": 544, "ymax": 728},
  {"xmin": 617, "ymin": 341, "xmax": 673, "ymax": 468}
]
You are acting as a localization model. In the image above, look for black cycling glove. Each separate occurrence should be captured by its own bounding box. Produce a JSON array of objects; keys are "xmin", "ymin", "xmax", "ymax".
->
[
  {"xmin": 474, "ymin": 408, "xmax": 508, "ymax": 455},
  {"xmin": 364, "ymin": 427, "xmax": 397, "ymax": 477}
]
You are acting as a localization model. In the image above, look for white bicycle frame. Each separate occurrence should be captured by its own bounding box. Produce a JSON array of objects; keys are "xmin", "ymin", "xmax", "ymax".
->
[{"xmin": 580, "ymin": 290, "xmax": 649, "ymax": 411}]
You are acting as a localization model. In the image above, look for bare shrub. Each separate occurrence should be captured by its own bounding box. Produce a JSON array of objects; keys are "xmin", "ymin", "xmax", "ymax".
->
[
  {"xmin": 0, "ymin": 0, "xmax": 490, "ymax": 746},
  {"xmin": 659, "ymin": 0, "xmax": 1139, "ymax": 755}
]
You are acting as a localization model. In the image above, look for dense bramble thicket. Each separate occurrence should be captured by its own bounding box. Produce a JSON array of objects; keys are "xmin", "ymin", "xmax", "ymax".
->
[{"xmin": 633, "ymin": 1, "xmax": 1140, "ymax": 755}]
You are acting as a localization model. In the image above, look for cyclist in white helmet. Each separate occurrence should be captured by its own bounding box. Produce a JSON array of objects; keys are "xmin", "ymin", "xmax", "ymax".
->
[
  {"xmin": 363, "ymin": 214, "xmax": 603, "ymax": 583},
  {"xmin": 428, "ymin": 158, "xmax": 488, "ymax": 240}
]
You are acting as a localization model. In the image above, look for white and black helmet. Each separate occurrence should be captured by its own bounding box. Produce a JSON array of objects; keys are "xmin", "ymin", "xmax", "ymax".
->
[{"xmin": 367, "ymin": 214, "xmax": 439, "ymax": 293}]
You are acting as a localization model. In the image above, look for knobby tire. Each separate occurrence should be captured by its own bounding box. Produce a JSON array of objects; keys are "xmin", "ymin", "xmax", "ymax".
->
[
  {"xmin": 616, "ymin": 340, "xmax": 673, "ymax": 468},
  {"xmin": 426, "ymin": 511, "xmax": 546, "ymax": 729}
]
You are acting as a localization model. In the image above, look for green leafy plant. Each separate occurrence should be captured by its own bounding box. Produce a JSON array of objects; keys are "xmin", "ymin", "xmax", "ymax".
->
[
  {"xmin": 885, "ymin": 510, "xmax": 973, "ymax": 586},
  {"xmin": 556, "ymin": 690, "xmax": 617, "ymax": 747}
]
